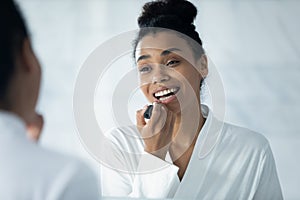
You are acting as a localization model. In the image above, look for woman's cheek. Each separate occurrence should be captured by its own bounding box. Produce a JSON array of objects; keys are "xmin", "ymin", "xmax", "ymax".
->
[{"xmin": 140, "ymin": 85, "xmax": 150, "ymax": 98}]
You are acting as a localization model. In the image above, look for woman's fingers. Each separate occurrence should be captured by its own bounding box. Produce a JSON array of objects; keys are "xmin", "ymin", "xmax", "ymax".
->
[
  {"xmin": 147, "ymin": 102, "xmax": 167, "ymax": 134},
  {"xmin": 136, "ymin": 102, "xmax": 175, "ymax": 160},
  {"xmin": 136, "ymin": 105, "xmax": 148, "ymax": 128}
]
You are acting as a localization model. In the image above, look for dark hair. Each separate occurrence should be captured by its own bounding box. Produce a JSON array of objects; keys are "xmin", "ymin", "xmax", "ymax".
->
[
  {"xmin": 133, "ymin": 0, "xmax": 204, "ymax": 60},
  {"xmin": 0, "ymin": 0, "xmax": 29, "ymax": 101}
]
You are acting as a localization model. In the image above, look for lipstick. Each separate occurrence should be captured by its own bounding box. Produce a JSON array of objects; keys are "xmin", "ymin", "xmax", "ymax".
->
[{"xmin": 144, "ymin": 105, "xmax": 153, "ymax": 119}]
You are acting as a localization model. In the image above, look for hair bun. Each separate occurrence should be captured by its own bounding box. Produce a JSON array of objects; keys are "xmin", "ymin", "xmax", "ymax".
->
[{"xmin": 138, "ymin": 0, "xmax": 197, "ymax": 28}]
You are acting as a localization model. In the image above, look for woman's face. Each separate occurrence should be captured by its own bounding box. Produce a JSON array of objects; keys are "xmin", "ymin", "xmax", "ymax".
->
[{"xmin": 135, "ymin": 31, "xmax": 208, "ymax": 113}]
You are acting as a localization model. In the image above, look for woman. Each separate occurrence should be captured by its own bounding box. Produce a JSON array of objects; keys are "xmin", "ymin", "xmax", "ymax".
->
[
  {"xmin": 0, "ymin": 1, "xmax": 100, "ymax": 199},
  {"xmin": 101, "ymin": 0, "xmax": 283, "ymax": 199}
]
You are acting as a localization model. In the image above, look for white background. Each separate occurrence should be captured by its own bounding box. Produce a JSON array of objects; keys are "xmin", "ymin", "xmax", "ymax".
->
[{"xmin": 17, "ymin": 0, "xmax": 300, "ymax": 199}]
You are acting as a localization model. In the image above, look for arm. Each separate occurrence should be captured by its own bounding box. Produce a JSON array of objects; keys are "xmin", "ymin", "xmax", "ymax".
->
[
  {"xmin": 253, "ymin": 144, "xmax": 283, "ymax": 200},
  {"xmin": 130, "ymin": 152, "xmax": 180, "ymax": 198},
  {"xmin": 101, "ymin": 149, "xmax": 180, "ymax": 198},
  {"xmin": 101, "ymin": 125, "xmax": 180, "ymax": 198}
]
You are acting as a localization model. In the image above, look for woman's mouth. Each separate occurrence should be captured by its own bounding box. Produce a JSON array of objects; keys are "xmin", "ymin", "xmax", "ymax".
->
[{"xmin": 153, "ymin": 87, "xmax": 179, "ymax": 103}]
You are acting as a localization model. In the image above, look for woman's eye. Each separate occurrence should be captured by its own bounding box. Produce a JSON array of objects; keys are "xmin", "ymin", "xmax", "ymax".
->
[
  {"xmin": 166, "ymin": 60, "xmax": 180, "ymax": 67},
  {"xmin": 139, "ymin": 65, "xmax": 152, "ymax": 74}
]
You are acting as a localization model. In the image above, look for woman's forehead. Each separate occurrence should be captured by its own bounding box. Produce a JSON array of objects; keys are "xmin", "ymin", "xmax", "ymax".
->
[{"xmin": 135, "ymin": 31, "xmax": 194, "ymax": 61}]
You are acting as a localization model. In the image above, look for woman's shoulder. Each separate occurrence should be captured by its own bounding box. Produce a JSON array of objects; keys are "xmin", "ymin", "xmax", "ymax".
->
[{"xmin": 221, "ymin": 122, "xmax": 270, "ymax": 152}]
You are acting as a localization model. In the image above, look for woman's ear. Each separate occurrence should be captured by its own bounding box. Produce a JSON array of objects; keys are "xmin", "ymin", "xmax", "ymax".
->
[
  {"xmin": 20, "ymin": 38, "xmax": 38, "ymax": 73},
  {"xmin": 197, "ymin": 54, "xmax": 208, "ymax": 79}
]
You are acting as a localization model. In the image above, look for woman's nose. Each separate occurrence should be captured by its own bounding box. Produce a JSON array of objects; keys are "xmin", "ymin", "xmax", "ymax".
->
[{"xmin": 152, "ymin": 67, "xmax": 170, "ymax": 84}]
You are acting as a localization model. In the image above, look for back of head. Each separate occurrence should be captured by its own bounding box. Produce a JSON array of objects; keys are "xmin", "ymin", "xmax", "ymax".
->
[
  {"xmin": 0, "ymin": 0, "xmax": 28, "ymax": 102},
  {"xmin": 133, "ymin": 0, "xmax": 204, "ymax": 58}
]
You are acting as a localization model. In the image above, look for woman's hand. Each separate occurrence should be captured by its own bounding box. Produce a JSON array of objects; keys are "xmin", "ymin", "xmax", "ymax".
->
[
  {"xmin": 26, "ymin": 113, "xmax": 44, "ymax": 142},
  {"xmin": 136, "ymin": 102, "xmax": 175, "ymax": 160}
]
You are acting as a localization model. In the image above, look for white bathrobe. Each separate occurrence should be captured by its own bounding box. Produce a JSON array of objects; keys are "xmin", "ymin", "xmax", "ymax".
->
[
  {"xmin": 0, "ymin": 111, "xmax": 101, "ymax": 200},
  {"xmin": 101, "ymin": 105, "xmax": 283, "ymax": 199}
]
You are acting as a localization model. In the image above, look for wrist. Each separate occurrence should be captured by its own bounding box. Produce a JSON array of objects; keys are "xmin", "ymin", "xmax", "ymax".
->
[{"xmin": 145, "ymin": 145, "xmax": 169, "ymax": 160}]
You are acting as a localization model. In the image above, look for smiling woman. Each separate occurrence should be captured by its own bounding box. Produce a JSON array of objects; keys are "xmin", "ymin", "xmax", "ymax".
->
[
  {"xmin": 135, "ymin": 32, "xmax": 208, "ymax": 114},
  {"xmin": 100, "ymin": 0, "xmax": 283, "ymax": 199}
]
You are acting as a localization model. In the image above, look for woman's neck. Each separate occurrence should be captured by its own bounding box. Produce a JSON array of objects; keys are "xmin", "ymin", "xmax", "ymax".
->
[
  {"xmin": 169, "ymin": 100, "xmax": 206, "ymax": 181},
  {"xmin": 170, "ymin": 101, "xmax": 205, "ymax": 158}
]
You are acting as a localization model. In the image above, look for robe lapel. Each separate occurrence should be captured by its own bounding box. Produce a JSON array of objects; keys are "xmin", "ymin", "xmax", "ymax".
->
[{"xmin": 173, "ymin": 105, "xmax": 224, "ymax": 198}]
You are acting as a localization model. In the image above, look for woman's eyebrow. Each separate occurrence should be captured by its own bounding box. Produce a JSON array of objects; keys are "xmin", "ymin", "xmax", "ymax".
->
[
  {"xmin": 137, "ymin": 54, "xmax": 151, "ymax": 63},
  {"xmin": 136, "ymin": 48, "xmax": 181, "ymax": 63},
  {"xmin": 161, "ymin": 48, "xmax": 182, "ymax": 56}
]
